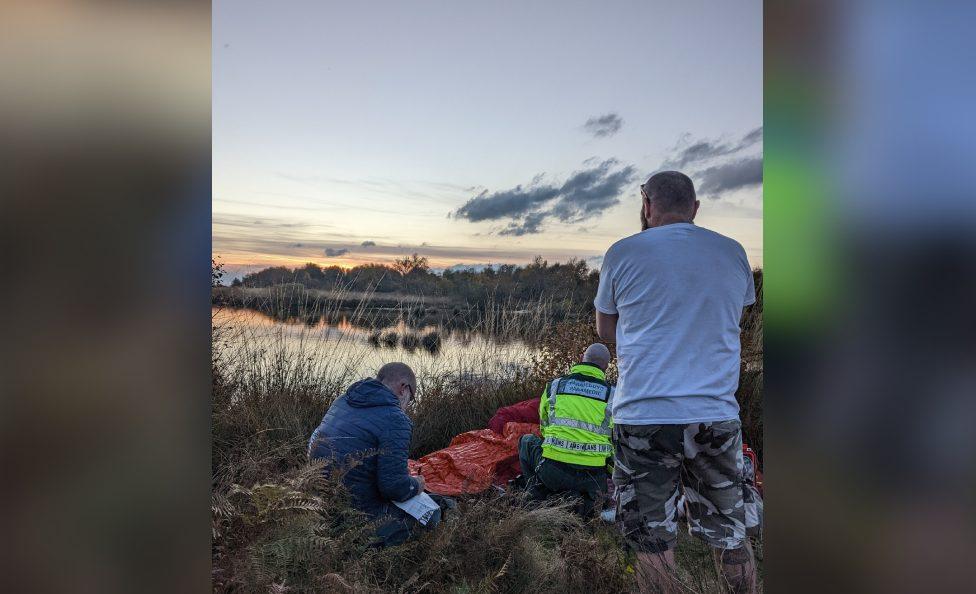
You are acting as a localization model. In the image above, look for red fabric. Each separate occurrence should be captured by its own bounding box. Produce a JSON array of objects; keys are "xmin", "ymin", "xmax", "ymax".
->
[
  {"xmin": 487, "ymin": 398, "xmax": 541, "ymax": 435},
  {"xmin": 408, "ymin": 422, "xmax": 541, "ymax": 496},
  {"xmin": 743, "ymin": 443, "xmax": 763, "ymax": 496}
]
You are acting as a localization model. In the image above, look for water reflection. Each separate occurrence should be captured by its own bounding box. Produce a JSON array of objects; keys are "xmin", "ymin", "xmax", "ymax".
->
[{"xmin": 212, "ymin": 306, "xmax": 538, "ymax": 380}]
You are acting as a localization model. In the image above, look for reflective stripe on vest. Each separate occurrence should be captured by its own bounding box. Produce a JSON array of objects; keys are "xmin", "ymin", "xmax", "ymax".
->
[
  {"xmin": 547, "ymin": 416, "xmax": 611, "ymax": 436},
  {"xmin": 542, "ymin": 436, "xmax": 613, "ymax": 454}
]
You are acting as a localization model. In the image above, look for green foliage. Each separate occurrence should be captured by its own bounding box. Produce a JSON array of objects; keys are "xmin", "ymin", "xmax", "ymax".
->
[{"xmin": 212, "ymin": 461, "xmax": 376, "ymax": 592}]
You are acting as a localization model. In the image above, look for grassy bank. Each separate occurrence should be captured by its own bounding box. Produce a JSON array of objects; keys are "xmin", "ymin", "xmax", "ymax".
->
[{"xmin": 212, "ymin": 279, "xmax": 762, "ymax": 593}]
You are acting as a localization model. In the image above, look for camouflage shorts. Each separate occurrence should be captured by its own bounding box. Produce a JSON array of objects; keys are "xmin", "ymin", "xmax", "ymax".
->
[{"xmin": 613, "ymin": 420, "xmax": 746, "ymax": 553}]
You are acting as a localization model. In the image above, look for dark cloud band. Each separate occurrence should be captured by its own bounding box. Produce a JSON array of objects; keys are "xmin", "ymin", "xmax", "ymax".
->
[
  {"xmin": 454, "ymin": 159, "xmax": 637, "ymax": 236},
  {"xmin": 454, "ymin": 185, "xmax": 560, "ymax": 222},
  {"xmin": 656, "ymin": 126, "xmax": 763, "ymax": 200},
  {"xmin": 697, "ymin": 156, "xmax": 763, "ymax": 197},
  {"xmin": 663, "ymin": 126, "xmax": 763, "ymax": 169}
]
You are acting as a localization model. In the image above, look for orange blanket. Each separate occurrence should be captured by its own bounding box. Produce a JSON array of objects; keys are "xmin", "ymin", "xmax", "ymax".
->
[{"xmin": 408, "ymin": 422, "xmax": 541, "ymax": 496}]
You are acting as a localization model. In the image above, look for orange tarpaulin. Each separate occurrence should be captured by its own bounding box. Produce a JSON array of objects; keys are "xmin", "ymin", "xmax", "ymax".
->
[{"xmin": 408, "ymin": 422, "xmax": 541, "ymax": 496}]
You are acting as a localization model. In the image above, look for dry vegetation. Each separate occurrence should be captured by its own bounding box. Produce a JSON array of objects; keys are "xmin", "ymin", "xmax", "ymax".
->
[{"xmin": 212, "ymin": 273, "xmax": 763, "ymax": 593}]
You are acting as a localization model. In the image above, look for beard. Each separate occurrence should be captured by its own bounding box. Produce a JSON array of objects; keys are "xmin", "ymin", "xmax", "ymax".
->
[{"xmin": 640, "ymin": 207, "xmax": 649, "ymax": 231}]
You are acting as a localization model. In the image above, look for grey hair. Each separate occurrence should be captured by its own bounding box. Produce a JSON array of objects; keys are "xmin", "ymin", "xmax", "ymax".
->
[
  {"xmin": 376, "ymin": 362, "xmax": 416, "ymax": 391},
  {"xmin": 582, "ymin": 343, "xmax": 612, "ymax": 371}
]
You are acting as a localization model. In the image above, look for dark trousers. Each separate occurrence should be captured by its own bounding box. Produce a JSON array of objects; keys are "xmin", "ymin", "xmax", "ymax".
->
[
  {"xmin": 372, "ymin": 494, "xmax": 451, "ymax": 547},
  {"xmin": 518, "ymin": 434, "xmax": 608, "ymax": 516}
]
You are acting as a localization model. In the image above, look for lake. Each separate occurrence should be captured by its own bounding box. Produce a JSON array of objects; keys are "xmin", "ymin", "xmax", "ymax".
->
[{"xmin": 212, "ymin": 306, "xmax": 540, "ymax": 383}]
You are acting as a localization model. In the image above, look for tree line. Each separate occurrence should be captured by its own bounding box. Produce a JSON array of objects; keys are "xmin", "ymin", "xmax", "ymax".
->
[{"xmin": 227, "ymin": 254, "xmax": 600, "ymax": 310}]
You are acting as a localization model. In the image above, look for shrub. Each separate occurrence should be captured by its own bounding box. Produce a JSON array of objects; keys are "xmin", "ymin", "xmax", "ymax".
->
[
  {"xmin": 401, "ymin": 333, "xmax": 421, "ymax": 351},
  {"xmin": 380, "ymin": 331, "xmax": 399, "ymax": 348},
  {"xmin": 420, "ymin": 330, "xmax": 442, "ymax": 354}
]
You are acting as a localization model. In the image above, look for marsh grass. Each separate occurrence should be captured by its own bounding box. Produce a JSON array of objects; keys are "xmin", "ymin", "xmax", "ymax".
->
[{"xmin": 212, "ymin": 280, "xmax": 763, "ymax": 593}]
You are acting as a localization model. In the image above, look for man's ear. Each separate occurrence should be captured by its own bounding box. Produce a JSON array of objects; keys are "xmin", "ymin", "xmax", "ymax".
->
[{"xmin": 691, "ymin": 199, "xmax": 700, "ymax": 220}]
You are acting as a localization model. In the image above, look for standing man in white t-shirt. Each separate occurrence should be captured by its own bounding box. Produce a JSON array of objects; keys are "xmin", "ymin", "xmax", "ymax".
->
[{"xmin": 595, "ymin": 171, "xmax": 756, "ymax": 594}]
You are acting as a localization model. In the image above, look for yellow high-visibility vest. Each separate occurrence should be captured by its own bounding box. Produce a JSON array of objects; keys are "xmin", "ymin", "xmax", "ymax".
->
[{"xmin": 539, "ymin": 363, "xmax": 613, "ymax": 466}]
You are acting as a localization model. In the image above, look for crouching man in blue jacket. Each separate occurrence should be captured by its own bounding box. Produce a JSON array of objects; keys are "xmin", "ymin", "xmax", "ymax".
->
[{"xmin": 308, "ymin": 362, "xmax": 440, "ymax": 546}]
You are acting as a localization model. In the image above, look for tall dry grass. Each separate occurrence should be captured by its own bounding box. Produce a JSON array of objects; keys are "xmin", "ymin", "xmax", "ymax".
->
[
  {"xmin": 739, "ymin": 269, "xmax": 764, "ymax": 461},
  {"xmin": 212, "ymin": 279, "xmax": 763, "ymax": 592},
  {"xmin": 212, "ymin": 296, "xmax": 636, "ymax": 593}
]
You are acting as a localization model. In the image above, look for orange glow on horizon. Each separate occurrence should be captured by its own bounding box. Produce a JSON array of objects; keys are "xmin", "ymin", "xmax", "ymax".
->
[{"xmin": 214, "ymin": 251, "xmax": 529, "ymax": 273}]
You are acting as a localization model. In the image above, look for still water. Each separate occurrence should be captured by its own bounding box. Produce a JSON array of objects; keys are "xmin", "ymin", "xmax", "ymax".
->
[{"xmin": 212, "ymin": 307, "xmax": 539, "ymax": 382}]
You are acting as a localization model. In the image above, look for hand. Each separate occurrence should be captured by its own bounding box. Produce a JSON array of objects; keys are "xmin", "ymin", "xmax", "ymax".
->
[{"xmin": 415, "ymin": 475, "xmax": 426, "ymax": 493}]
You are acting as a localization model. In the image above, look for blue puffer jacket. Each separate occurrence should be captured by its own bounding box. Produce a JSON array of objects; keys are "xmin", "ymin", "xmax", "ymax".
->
[{"xmin": 308, "ymin": 378, "xmax": 421, "ymax": 517}]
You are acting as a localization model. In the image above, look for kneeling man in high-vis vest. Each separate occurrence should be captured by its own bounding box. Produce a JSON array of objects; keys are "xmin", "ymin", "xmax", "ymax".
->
[{"xmin": 518, "ymin": 343, "xmax": 614, "ymax": 516}]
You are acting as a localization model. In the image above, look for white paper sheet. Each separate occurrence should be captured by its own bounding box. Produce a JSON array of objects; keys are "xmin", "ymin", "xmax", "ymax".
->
[{"xmin": 392, "ymin": 492, "xmax": 440, "ymax": 526}]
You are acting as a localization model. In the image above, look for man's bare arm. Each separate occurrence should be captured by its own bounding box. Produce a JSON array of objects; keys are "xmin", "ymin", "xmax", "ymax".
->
[{"xmin": 596, "ymin": 310, "xmax": 618, "ymax": 343}]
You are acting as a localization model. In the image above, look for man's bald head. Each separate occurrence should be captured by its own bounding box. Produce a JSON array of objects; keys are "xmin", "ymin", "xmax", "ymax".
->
[
  {"xmin": 377, "ymin": 362, "xmax": 416, "ymax": 389},
  {"xmin": 582, "ymin": 343, "xmax": 612, "ymax": 371},
  {"xmin": 377, "ymin": 362, "xmax": 416, "ymax": 400}
]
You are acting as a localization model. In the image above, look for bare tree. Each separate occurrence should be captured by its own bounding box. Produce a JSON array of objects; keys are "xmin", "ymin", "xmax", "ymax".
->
[{"xmin": 392, "ymin": 253, "xmax": 429, "ymax": 276}]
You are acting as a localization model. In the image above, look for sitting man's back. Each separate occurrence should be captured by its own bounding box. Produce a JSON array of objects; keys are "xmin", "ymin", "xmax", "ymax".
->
[
  {"xmin": 518, "ymin": 343, "xmax": 614, "ymax": 516},
  {"xmin": 308, "ymin": 362, "xmax": 433, "ymax": 546}
]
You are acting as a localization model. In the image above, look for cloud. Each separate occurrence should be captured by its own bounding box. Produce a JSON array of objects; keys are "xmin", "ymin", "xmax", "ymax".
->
[
  {"xmin": 663, "ymin": 127, "xmax": 763, "ymax": 169},
  {"xmin": 551, "ymin": 159, "xmax": 637, "ymax": 222},
  {"xmin": 324, "ymin": 248, "xmax": 350, "ymax": 257},
  {"xmin": 499, "ymin": 211, "xmax": 547, "ymax": 236},
  {"xmin": 697, "ymin": 156, "xmax": 763, "ymax": 197},
  {"xmin": 453, "ymin": 185, "xmax": 560, "ymax": 222},
  {"xmin": 360, "ymin": 240, "xmax": 376, "ymax": 247},
  {"xmin": 583, "ymin": 113, "xmax": 623, "ymax": 138},
  {"xmin": 454, "ymin": 159, "xmax": 637, "ymax": 236},
  {"xmin": 739, "ymin": 126, "xmax": 763, "ymax": 148},
  {"xmin": 653, "ymin": 127, "xmax": 763, "ymax": 201}
]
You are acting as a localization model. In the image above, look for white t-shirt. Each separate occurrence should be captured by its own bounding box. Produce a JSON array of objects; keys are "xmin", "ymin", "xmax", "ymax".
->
[{"xmin": 594, "ymin": 223, "xmax": 755, "ymax": 425}]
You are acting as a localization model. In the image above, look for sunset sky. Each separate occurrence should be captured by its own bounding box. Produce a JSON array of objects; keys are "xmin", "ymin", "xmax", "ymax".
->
[{"xmin": 213, "ymin": 0, "xmax": 762, "ymax": 280}]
